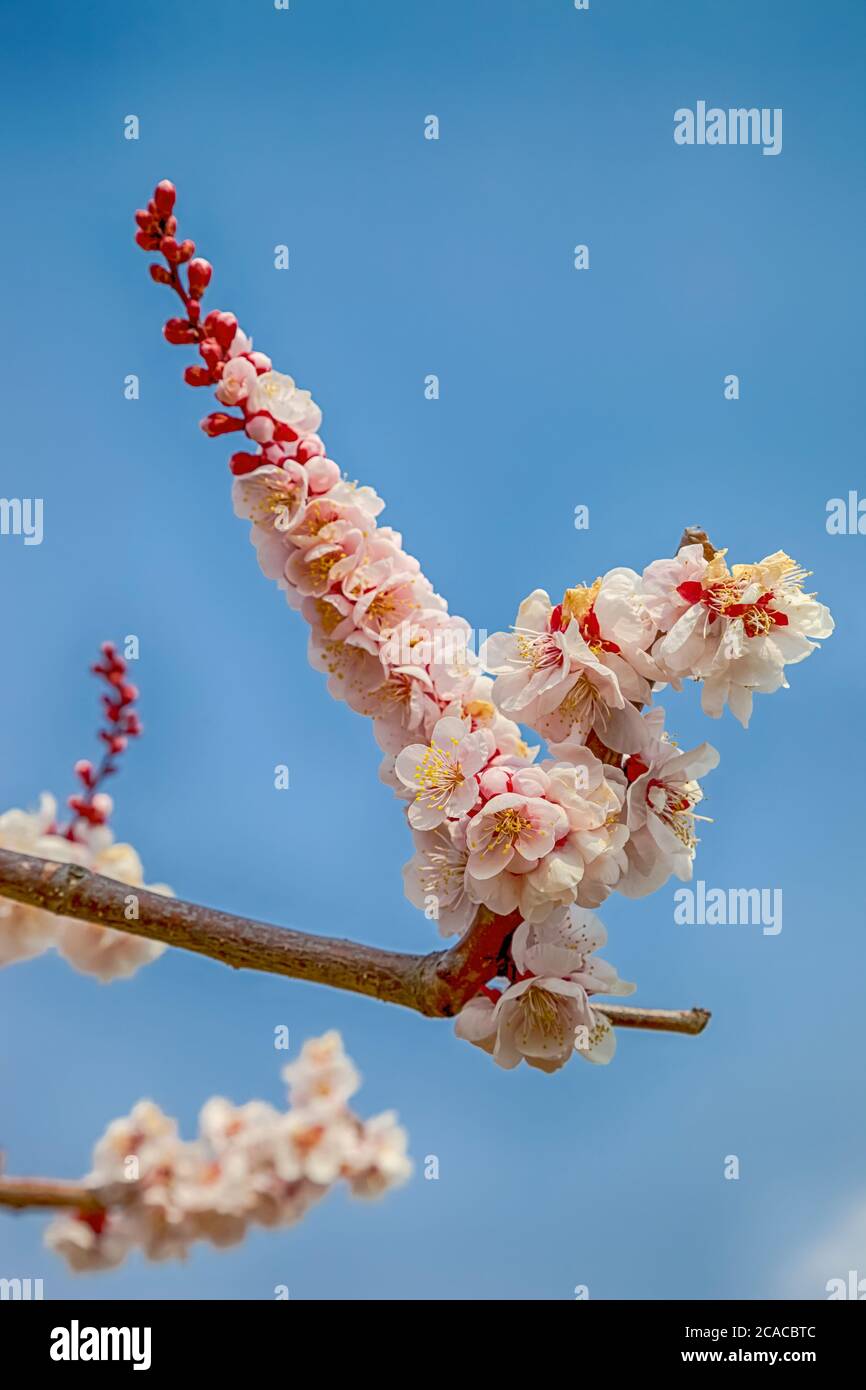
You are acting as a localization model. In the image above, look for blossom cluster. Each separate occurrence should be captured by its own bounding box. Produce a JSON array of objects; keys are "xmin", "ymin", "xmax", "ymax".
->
[
  {"xmin": 137, "ymin": 181, "xmax": 834, "ymax": 1073},
  {"xmin": 45, "ymin": 1032, "xmax": 411, "ymax": 1271},
  {"xmin": 0, "ymin": 643, "xmax": 168, "ymax": 981}
]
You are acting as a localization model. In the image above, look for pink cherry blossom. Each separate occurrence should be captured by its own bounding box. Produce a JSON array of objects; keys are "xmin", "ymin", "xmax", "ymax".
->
[{"xmin": 395, "ymin": 716, "xmax": 494, "ymax": 829}]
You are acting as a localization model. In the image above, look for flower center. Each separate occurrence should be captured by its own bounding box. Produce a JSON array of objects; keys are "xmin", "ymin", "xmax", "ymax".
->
[
  {"xmin": 515, "ymin": 632, "xmax": 561, "ymax": 671},
  {"xmin": 487, "ymin": 807, "xmax": 533, "ymax": 854},
  {"xmin": 412, "ymin": 744, "xmax": 465, "ymax": 805}
]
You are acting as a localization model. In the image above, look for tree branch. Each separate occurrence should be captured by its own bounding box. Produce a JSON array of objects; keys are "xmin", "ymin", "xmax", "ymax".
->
[
  {"xmin": 0, "ymin": 1175, "xmax": 134, "ymax": 1213},
  {"xmin": 0, "ymin": 847, "xmax": 709, "ymax": 1033},
  {"xmin": 677, "ymin": 525, "xmax": 717, "ymax": 560}
]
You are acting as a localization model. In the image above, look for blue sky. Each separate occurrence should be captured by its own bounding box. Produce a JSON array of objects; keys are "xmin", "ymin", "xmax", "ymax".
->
[{"xmin": 1, "ymin": 0, "xmax": 864, "ymax": 1299}]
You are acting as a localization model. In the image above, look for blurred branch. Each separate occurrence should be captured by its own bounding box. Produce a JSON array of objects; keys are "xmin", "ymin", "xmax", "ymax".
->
[{"xmin": 0, "ymin": 1174, "xmax": 134, "ymax": 1213}]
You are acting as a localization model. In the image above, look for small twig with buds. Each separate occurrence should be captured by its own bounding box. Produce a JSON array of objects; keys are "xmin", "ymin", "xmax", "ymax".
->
[{"xmin": 61, "ymin": 642, "xmax": 142, "ymax": 840}]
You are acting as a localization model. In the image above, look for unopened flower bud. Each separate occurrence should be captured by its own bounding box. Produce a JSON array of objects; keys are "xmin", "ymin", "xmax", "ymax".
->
[
  {"xmin": 200, "ymin": 412, "xmax": 245, "ymax": 437},
  {"xmin": 184, "ymin": 364, "xmax": 213, "ymax": 387},
  {"xmin": 479, "ymin": 768, "xmax": 511, "ymax": 799},
  {"xmin": 229, "ymin": 451, "xmax": 263, "ymax": 476},
  {"xmin": 153, "ymin": 180, "xmax": 176, "ymax": 216},
  {"xmin": 188, "ymin": 257, "xmax": 212, "ymax": 294},
  {"xmin": 163, "ymin": 318, "xmax": 199, "ymax": 345}
]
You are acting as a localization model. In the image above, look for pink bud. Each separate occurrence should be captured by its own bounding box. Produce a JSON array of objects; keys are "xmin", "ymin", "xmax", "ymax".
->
[
  {"xmin": 245, "ymin": 413, "xmax": 275, "ymax": 444},
  {"xmin": 295, "ymin": 436, "xmax": 325, "ymax": 463},
  {"xmin": 306, "ymin": 455, "xmax": 341, "ymax": 494},
  {"xmin": 479, "ymin": 768, "xmax": 511, "ymax": 799}
]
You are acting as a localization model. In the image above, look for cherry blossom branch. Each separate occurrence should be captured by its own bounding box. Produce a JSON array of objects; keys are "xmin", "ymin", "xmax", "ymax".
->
[{"xmin": 0, "ymin": 847, "xmax": 709, "ymax": 1033}]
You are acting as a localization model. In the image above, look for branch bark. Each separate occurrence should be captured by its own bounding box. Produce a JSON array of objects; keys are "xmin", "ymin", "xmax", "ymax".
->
[
  {"xmin": 0, "ymin": 847, "xmax": 709, "ymax": 1033},
  {"xmin": 0, "ymin": 1176, "xmax": 134, "ymax": 1213}
]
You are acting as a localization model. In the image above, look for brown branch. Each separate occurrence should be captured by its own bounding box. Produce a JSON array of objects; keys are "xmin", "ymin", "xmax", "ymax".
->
[
  {"xmin": 0, "ymin": 847, "xmax": 709, "ymax": 1033},
  {"xmin": 0, "ymin": 1176, "xmax": 135, "ymax": 1213},
  {"xmin": 677, "ymin": 526, "xmax": 717, "ymax": 560}
]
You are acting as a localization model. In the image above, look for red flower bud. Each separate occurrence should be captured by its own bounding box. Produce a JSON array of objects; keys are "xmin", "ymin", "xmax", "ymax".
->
[
  {"xmin": 160, "ymin": 236, "xmax": 181, "ymax": 262},
  {"xmin": 188, "ymin": 258, "xmax": 213, "ymax": 293},
  {"xmin": 135, "ymin": 230, "xmax": 160, "ymax": 251},
  {"xmin": 163, "ymin": 318, "xmax": 199, "ymax": 345},
  {"xmin": 273, "ymin": 422, "xmax": 299, "ymax": 443},
  {"xmin": 201, "ymin": 412, "xmax": 245, "ymax": 437},
  {"xmin": 120, "ymin": 683, "xmax": 139, "ymax": 703},
  {"xmin": 184, "ymin": 364, "xmax": 214, "ymax": 387},
  {"xmin": 74, "ymin": 759, "xmax": 95, "ymax": 787},
  {"xmin": 135, "ymin": 209, "xmax": 155, "ymax": 231},
  {"xmin": 177, "ymin": 239, "xmax": 195, "ymax": 263},
  {"xmin": 230, "ymin": 451, "xmax": 263, "ymax": 476},
  {"xmin": 110, "ymin": 736, "xmax": 128, "ymax": 755},
  {"xmin": 149, "ymin": 263, "xmax": 173, "ymax": 285},
  {"xmin": 153, "ymin": 179, "xmax": 176, "ymax": 216},
  {"xmin": 199, "ymin": 338, "xmax": 223, "ymax": 371},
  {"xmin": 204, "ymin": 311, "xmax": 238, "ymax": 351}
]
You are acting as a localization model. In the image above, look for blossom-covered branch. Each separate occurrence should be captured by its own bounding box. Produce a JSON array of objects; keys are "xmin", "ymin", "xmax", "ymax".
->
[
  {"xmin": 0, "ymin": 846, "xmax": 708, "ymax": 1034},
  {"xmin": 127, "ymin": 179, "xmax": 832, "ymax": 1072},
  {"xmin": 0, "ymin": 1033, "xmax": 411, "ymax": 1271}
]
